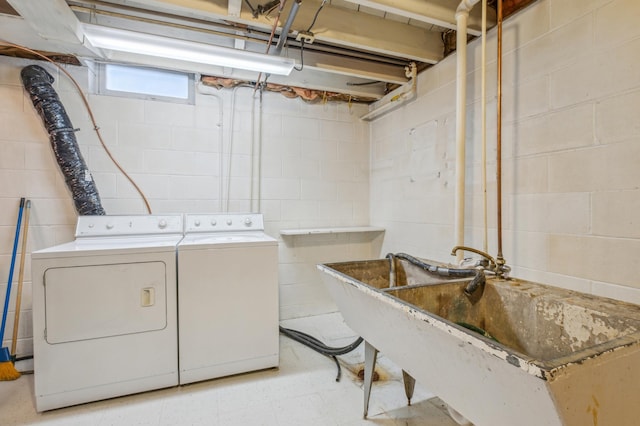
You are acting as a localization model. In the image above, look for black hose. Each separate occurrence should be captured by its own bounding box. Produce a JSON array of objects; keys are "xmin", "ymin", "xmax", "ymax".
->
[
  {"xmin": 279, "ymin": 326, "xmax": 363, "ymax": 382},
  {"xmin": 390, "ymin": 252, "xmax": 477, "ymax": 278},
  {"xmin": 13, "ymin": 355, "xmax": 34, "ymax": 375},
  {"xmin": 14, "ymin": 355, "xmax": 33, "ymax": 362},
  {"xmin": 21, "ymin": 65, "xmax": 105, "ymax": 216}
]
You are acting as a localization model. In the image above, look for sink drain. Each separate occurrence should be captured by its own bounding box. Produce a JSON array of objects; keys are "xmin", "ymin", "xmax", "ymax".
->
[{"xmin": 356, "ymin": 368, "xmax": 380, "ymax": 381}]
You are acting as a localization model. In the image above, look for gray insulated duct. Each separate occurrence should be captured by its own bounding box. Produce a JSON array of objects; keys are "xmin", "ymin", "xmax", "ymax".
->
[{"xmin": 21, "ymin": 65, "xmax": 105, "ymax": 215}]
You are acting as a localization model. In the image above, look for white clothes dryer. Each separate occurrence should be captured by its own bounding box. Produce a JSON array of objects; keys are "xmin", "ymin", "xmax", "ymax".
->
[
  {"xmin": 31, "ymin": 215, "xmax": 183, "ymax": 411},
  {"xmin": 177, "ymin": 213, "xmax": 279, "ymax": 385}
]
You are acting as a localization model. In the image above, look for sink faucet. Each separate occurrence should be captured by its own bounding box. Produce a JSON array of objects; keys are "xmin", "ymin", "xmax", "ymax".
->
[{"xmin": 450, "ymin": 245, "xmax": 510, "ymax": 279}]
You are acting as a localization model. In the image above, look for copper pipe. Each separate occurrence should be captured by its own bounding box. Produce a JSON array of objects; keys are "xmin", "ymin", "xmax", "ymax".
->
[
  {"xmin": 255, "ymin": 0, "xmax": 287, "ymax": 91},
  {"xmin": 496, "ymin": 0, "xmax": 504, "ymax": 263}
]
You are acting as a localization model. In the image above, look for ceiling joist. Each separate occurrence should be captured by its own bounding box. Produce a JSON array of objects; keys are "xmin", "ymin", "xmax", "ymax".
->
[
  {"xmin": 337, "ymin": 0, "xmax": 494, "ymax": 36},
  {"xmin": 0, "ymin": 0, "xmax": 524, "ymax": 100}
]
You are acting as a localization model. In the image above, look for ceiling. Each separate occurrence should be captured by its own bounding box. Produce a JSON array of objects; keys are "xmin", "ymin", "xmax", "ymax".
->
[{"xmin": 0, "ymin": 0, "xmax": 533, "ymax": 101}]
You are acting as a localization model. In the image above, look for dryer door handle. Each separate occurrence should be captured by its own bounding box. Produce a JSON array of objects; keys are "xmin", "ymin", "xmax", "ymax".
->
[{"xmin": 141, "ymin": 288, "xmax": 155, "ymax": 307}]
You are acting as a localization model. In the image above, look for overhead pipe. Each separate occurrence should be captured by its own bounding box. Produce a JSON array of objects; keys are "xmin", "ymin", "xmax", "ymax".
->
[
  {"xmin": 254, "ymin": 0, "xmax": 286, "ymax": 90},
  {"xmin": 496, "ymin": 0, "xmax": 505, "ymax": 270},
  {"xmin": 454, "ymin": 0, "xmax": 482, "ymax": 262},
  {"xmin": 481, "ymin": 0, "xmax": 488, "ymax": 253},
  {"xmin": 272, "ymin": 0, "xmax": 302, "ymax": 57},
  {"xmin": 360, "ymin": 62, "xmax": 417, "ymax": 121},
  {"xmin": 261, "ymin": 0, "xmax": 301, "ymax": 86}
]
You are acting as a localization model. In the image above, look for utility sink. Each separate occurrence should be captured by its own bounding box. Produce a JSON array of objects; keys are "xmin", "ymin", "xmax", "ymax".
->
[
  {"xmin": 318, "ymin": 258, "xmax": 640, "ymax": 426},
  {"xmin": 386, "ymin": 279, "xmax": 640, "ymax": 364}
]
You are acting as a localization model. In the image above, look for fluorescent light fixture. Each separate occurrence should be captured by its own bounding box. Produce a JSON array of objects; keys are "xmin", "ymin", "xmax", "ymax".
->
[{"xmin": 83, "ymin": 24, "xmax": 295, "ymax": 76}]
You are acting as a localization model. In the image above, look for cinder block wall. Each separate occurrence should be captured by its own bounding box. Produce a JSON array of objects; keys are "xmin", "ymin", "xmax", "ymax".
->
[
  {"xmin": 0, "ymin": 56, "xmax": 374, "ymax": 355},
  {"xmin": 370, "ymin": 0, "xmax": 640, "ymax": 302}
]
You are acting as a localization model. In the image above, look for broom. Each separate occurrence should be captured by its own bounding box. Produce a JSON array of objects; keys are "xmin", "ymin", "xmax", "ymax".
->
[
  {"xmin": 11, "ymin": 200, "xmax": 31, "ymax": 369},
  {"xmin": 0, "ymin": 198, "xmax": 25, "ymax": 381}
]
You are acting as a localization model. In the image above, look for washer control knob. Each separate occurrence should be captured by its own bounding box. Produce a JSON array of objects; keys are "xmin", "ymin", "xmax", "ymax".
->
[
  {"xmin": 211, "ymin": 219, "xmax": 217, "ymax": 226},
  {"xmin": 226, "ymin": 219, "xmax": 233, "ymax": 226},
  {"xmin": 244, "ymin": 217, "xmax": 252, "ymax": 226},
  {"xmin": 194, "ymin": 219, "xmax": 201, "ymax": 227},
  {"xmin": 106, "ymin": 222, "xmax": 114, "ymax": 230},
  {"xmin": 158, "ymin": 219, "xmax": 168, "ymax": 229}
]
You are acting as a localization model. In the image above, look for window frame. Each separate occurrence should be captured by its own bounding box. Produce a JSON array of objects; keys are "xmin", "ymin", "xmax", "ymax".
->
[{"xmin": 95, "ymin": 62, "xmax": 195, "ymax": 104}]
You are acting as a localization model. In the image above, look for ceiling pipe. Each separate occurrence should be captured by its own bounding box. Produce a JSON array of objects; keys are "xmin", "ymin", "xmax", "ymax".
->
[
  {"xmin": 454, "ymin": 0, "xmax": 482, "ymax": 263},
  {"xmin": 273, "ymin": 0, "xmax": 302, "ymax": 57},
  {"xmin": 481, "ymin": 0, "xmax": 488, "ymax": 254},
  {"xmin": 360, "ymin": 62, "xmax": 417, "ymax": 121},
  {"xmin": 495, "ymin": 0, "xmax": 506, "ymax": 272}
]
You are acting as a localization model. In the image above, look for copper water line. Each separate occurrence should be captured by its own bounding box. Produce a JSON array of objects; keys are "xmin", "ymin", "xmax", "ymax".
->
[{"xmin": 496, "ymin": 0, "xmax": 504, "ymax": 265}]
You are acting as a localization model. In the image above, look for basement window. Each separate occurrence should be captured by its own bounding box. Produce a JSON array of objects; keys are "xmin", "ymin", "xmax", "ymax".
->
[{"xmin": 96, "ymin": 63, "xmax": 194, "ymax": 104}]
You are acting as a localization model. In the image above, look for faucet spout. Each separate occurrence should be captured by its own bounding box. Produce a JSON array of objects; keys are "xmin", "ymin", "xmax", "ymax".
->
[
  {"xmin": 451, "ymin": 245, "xmax": 510, "ymax": 279},
  {"xmin": 451, "ymin": 246, "xmax": 496, "ymax": 268}
]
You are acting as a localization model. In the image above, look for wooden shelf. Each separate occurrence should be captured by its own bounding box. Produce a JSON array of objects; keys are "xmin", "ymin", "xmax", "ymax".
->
[{"xmin": 280, "ymin": 226, "xmax": 385, "ymax": 236}]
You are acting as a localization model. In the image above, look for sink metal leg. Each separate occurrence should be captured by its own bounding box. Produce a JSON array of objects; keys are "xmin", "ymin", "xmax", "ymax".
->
[
  {"xmin": 402, "ymin": 370, "xmax": 416, "ymax": 405},
  {"xmin": 363, "ymin": 340, "xmax": 378, "ymax": 419}
]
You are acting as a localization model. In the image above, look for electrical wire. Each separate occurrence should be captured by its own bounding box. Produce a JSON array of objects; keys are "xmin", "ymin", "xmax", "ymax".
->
[
  {"xmin": 11, "ymin": 355, "xmax": 34, "ymax": 375},
  {"xmin": 279, "ymin": 326, "xmax": 363, "ymax": 382},
  {"xmin": 306, "ymin": 0, "xmax": 328, "ymax": 32},
  {"xmin": 293, "ymin": 0, "xmax": 328, "ymax": 72},
  {"xmin": 346, "ymin": 81, "xmax": 384, "ymax": 86},
  {"xmin": 258, "ymin": 0, "xmax": 282, "ymax": 16},
  {"xmin": 1, "ymin": 40, "xmax": 152, "ymax": 213},
  {"xmin": 293, "ymin": 41, "xmax": 306, "ymax": 71},
  {"xmin": 244, "ymin": 0, "xmax": 257, "ymax": 17}
]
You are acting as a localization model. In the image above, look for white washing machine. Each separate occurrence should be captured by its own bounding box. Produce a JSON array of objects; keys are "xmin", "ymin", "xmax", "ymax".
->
[
  {"xmin": 31, "ymin": 215, "xmax": 183, "ymax": 412},
  {"xmin": 177, "ymin": 213, "xmax": 279, "ymax": 385}
]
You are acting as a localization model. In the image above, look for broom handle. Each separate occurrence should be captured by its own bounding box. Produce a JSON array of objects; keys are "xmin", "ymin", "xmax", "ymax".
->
[
  {"xmin": 0, "ymin": 198, "xmax": 24, "ymax": 345},
  {"xmin": 11, "ymin": 200, "xmax": 30, "ymax": 357}
]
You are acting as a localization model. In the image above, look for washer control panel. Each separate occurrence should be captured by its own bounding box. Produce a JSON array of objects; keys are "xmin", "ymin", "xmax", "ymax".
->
[
  {"xmin": 75, "ymin": 215, "xmax": 184, "ymax": 237},
  {"xmin": 184, "ymin": 213, "xmax": 264, "ymax": 233}
]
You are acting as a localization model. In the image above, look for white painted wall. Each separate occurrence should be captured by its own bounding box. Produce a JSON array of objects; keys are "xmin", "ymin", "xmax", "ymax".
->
[
  {"xmin": 0, "ymin": 55, "xmax": 375, "ymax": 355},
  {"xmin": 370, "ymin": 0, "xmax": 640, "ymax": 301},
  {"xmin": 2, "ymin": 0, "xmax": 639, "ymax": 359}
]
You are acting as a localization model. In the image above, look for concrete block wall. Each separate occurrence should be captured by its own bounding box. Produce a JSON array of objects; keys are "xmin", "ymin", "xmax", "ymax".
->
[
  {"xmin": 370, "ymin": 0, "xmax": 640, "ymax": 303},
  {"xmin": 0, "ymin": 55, "xmax": 374, "ymax": 355}
]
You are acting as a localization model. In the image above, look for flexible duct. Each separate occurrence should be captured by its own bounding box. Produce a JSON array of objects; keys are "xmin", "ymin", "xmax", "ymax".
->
[{"xmin": 21, "ymin": 65, "xmax": 105, "ymax": 215}]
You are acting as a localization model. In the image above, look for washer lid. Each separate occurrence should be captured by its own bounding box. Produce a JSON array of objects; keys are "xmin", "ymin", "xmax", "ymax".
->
[{"xmin": 178, "ymin": 231, "xmax": 276, "ymax": 249}]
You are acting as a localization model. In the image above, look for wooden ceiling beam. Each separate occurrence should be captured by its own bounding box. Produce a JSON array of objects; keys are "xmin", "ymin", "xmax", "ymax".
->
[{"xmin": 338, "ymin": 0, "xmax": 496, "ymax": 36}]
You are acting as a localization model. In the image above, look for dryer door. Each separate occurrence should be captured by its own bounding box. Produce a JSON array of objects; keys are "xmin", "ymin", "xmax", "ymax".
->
[{"xmin": 44, "ymin": 261, "xmax": 167, "ymax": 344}]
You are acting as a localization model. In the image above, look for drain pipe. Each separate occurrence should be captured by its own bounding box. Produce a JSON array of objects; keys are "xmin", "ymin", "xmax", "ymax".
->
[
  {"xmin": 360, "ymin": 63, "xmax": 417, "ymax": 121},
  {"xmin": 195, "ymin": 82, "xmax": 224, "ymax": 211},
  {"xmin": 454, "ymin": 0, "xmax": 482, "ymax": 262}
]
